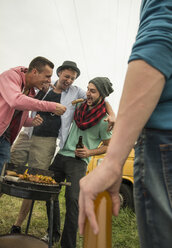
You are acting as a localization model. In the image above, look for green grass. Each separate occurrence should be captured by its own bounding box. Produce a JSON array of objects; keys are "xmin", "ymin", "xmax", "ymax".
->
[{"xmin": 0, "ymin": 188, "xmax": 140, "ymax": 248}]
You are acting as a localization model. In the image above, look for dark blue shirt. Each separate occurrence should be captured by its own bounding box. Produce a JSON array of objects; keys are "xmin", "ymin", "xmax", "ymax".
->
[{"xmin": 33, "ymin": 90, "xmax": 61, "ymax": 137}]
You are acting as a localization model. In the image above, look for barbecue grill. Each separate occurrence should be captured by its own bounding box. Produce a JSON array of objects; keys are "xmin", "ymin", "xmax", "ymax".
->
[{"xmin": 0, "ymin": 163, "xmax": 70, "ymax": 248}]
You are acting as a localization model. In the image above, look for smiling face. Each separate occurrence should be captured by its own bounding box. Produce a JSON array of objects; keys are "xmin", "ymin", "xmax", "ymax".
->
[
  {"xmin": 86, "ymin": 82, "xmax": 102, "ymax": 108},
  {"xmin": 57, "ymin": 69, "xmax": 77, "ymax": 91},
  {"xmin": 27, "ymin": 65, "xmax": 53, "ymax": 90}
]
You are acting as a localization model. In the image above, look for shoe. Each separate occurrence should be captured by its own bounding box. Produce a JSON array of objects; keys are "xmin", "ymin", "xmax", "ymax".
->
[
  {"xmin": 41, "ymin": 233, "xmax": 49, "ymax": 243},
  {"xmin": 10, "ymin": 225, "xmax": 21, "ymax": 234},
  {"xmin": 41, "ymin": 233, "xmax": 60, "ymax": 244}
]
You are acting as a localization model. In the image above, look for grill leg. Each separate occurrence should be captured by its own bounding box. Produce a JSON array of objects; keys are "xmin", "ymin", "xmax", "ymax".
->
[
  {"xmin": 48, "ymin": 199, "xmax": 54, "ymax": 248},
  {"xmin": 25, "ymin": 200, "xmax": 34, "ymax": 234}
]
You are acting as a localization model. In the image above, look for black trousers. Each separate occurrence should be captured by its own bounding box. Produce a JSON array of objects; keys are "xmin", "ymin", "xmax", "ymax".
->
[{"xmin": 46, "ymin": 154, "xmax": 87, "ymax": 248}]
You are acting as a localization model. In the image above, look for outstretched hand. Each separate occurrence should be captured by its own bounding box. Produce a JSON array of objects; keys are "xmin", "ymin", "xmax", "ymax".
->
[{"xmin": 53, "ymin": 103, "xmax": 66, "ymax": 116}]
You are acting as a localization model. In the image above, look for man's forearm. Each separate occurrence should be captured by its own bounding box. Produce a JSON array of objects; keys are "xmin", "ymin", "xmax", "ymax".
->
[
  {"xmin": 106, "ymin": 60, "xmax": 165, "ymax": 169},
  {"xmin": 77, "ymin": 140, "xmax": 110, "ymax": 158},
  {"xmin": 88, "ymin": 144, "xmax": 108, "ymax": 157}
]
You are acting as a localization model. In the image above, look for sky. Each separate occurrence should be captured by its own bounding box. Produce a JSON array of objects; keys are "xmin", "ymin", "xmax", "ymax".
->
[{"xmin": 0, "ymin": 0, "xmax": 141, "ymax": 114}]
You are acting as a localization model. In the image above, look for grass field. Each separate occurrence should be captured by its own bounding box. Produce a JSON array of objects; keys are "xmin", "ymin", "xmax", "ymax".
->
[{"xmin": 0, "ymin": 188, "xmax": 140, "ymax": 248}]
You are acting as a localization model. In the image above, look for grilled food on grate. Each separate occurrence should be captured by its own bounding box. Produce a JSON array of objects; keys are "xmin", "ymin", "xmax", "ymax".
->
[{"xmin": 10, "ymin": 169, "xmax": 57, "ymax": 185}]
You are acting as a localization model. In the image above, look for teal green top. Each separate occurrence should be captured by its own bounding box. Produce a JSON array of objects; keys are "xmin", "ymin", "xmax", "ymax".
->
[
  {"xmin": 129, "ymin": 0, "xmax": 172, "ymax": 130},
  {"xmin": 59, "ymin": 115, "xmax": 112, "ymax": 164}
]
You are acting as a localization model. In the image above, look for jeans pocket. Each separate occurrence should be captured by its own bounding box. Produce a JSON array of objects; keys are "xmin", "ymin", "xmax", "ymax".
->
[{"xmin": 160, "ymin": 143, "xmax": 172, "ymax": 208}]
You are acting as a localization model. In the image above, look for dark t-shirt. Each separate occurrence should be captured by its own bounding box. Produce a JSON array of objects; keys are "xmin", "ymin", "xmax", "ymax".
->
[{"xmin": 33, "ymin": 90, "xmax": 61, "ymax": 137}]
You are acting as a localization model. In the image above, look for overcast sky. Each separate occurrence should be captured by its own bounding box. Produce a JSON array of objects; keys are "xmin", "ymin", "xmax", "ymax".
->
[{"xmin": 0, "ymin": 0, "xmax": 141, "ymax": 114}]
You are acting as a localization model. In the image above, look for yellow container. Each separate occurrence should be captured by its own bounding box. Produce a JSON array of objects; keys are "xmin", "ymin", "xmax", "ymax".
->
[{"xmin": 83, "ymin": 191, "xmax": 112, "ymax": 248}]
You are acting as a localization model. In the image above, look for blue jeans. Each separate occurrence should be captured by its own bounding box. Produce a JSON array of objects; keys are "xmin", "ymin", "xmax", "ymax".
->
[
  {"xmin": 134, "ymin": 128, "xmax": 172, "ymax": 248},
  {"xmin": 0, "ymin": 135, "xmax": 10, "ymax": 174}
]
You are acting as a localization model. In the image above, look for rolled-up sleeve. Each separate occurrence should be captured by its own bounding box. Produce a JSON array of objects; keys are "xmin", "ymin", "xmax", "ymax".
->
[{"xmin": 129, "ymin": 0, "xmax": 172, "ymax": 80}]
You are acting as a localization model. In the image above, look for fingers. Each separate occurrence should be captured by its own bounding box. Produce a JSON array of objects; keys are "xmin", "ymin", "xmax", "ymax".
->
[
  {"xmin": 35, "ymin": 114, "xmax": 42, "ymax": 120},
  {"xmin": 85, "ymin": 201, "xmax": 99, "ymax": 235},
  {"xmin": 78, "ymin": 191, "xmax": 86, "ymax": 235},
  {"xmin": 107, "ymin": 123, "xmax": 114, "ymax": 132},
  {"xmin": 54, "ymin": 104, "xmax": 66, "ymax": 115},
  {"xmin": 75, "ymin": 150, "xmax": 83, "ymax": 158},
  {"xmin": 32, "ymin": 114, "xmax": 43, "ymax": 126},
  {"xmin": 54, "ymin": 109, "xmax": 65, "ymax": 115},
  {"xmin": 78, "ymin": 188, "xmax": 99, "ymax": 235},
  {"xmin": 35, "ymin": 114, "xmax": 42, "ymax": 121},
  {"xmin": 111, "ymin": 194, "xmax": 121, "ymax": 217},
  {"xmin": 104, "ymin": 118, "xmax": 114, "ymax": 131},
  {"xmin": 75, "ymin": 147, "xmax": 88, "ymax": 158}
]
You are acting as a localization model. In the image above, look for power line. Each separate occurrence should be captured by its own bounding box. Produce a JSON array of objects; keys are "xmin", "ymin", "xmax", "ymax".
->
[
  {"xmin": 53, "ymin": 0, "xmax": 72, "ymax": 57},
  {"xmin": 73, "ymin": 0, "xmax": 90, "ymax": 81}
]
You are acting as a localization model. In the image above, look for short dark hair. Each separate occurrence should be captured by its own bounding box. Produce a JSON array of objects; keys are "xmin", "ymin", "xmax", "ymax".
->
[{"xmin": 28, "ymin": 56, "xmax": 54, "ymax": 73}]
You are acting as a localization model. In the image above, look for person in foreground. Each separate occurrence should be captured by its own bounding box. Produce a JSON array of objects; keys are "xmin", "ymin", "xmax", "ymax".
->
[
  {"xmin": 47, "ymin": 77, "xmax": 113, "ymax": 248},
  {"xmin": 78, "ymin": 1, "xmax": 172, "ymax": 248},
  {"xmin": 0, "ymin": 56, "xmax": 66, "ymax": 173}
]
